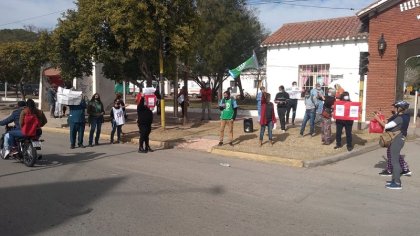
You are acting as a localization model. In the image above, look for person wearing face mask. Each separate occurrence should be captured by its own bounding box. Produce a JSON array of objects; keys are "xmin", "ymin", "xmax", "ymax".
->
[
  {"xmin": 299, "ymin": 89, "xmax": 317, "ymax": 137},
  {"xmin": 318, "ymin": 88, "xmax": 336, "ymax": 145},
  {"xmin": 218, "ymin": 91, "xmax": 238, "ymax": 146},
  {"xmin": 87, "ymin": 93, "xmax": 105, "ymax": 146},
  {"xmin": 286, "ymin": 81, "xmax": 300, "ymax": 126},
  {"xmin": 274, "ymin": 85, "xmax": 289, "ymax": 133},
  {"xmin": 310, "ymin": 83, "xmax": 325, "ymax": 119},
  {"xmin": 374, "ymin": 101, "xmax": 411, "ymax": 189},
  {"xmin": 109, "ymin": 100, "xmax": 125, "ymax": 144},
  {"xmin": 200, "ymin": 82, "xmax": 212, "ymax": 121},
  {"xmin": 256, "ymin": 86, "xmax": 266, "ymax": 121},
  {"xmin": 334, "ymin": 92, "xmax": 353, "ymax": 151}
]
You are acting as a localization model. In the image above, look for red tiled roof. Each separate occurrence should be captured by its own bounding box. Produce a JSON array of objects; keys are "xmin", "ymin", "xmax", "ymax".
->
[
  {"xmin": 261, "ymin": 16, "xmax": 367, "ymax": 46},
  {"xmin": 43, "ymin": 67, "xmax": 61, "ymax": 77}
]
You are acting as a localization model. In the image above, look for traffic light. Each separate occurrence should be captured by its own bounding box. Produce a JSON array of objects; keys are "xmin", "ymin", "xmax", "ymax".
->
[
  {"xmin": 359, "ymin": 52, "xmax": 369, "ymax": 75},
  {"xmin": 162, "ymin": 36, "xmax": 171, "ymax": 57}
]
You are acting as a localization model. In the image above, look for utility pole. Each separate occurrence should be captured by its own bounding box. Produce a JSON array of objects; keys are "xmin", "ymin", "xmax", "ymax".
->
[{"xmin": 159, "ymin": 39, "xmax": 166, "ymax": 129}]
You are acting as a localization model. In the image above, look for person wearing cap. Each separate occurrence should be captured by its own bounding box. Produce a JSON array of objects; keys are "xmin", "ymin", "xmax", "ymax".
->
[
  {"xmin": 47, "ymin": 84, "xmax": 57, "ymax": 118},
  {"xmin": 0, "ymin": 101, "xmax": 26, "ymax": 158},
  {"xmin": 374, "ymin": 100, "xmax": 411, "ymax": 190},
  {"xmin": 378, "ymin": 107, "xmax": 412, "ymax": 177},
  {"xmin": 256, "ymin": 86, "xmax": 266, "ymax": 121}
]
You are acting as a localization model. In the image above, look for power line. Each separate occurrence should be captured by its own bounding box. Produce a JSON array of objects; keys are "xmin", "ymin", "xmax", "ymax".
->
[
  {"xmin": 0, "ymin": 9, "xmax": 73, "ymax": 28},
  {"xmin": 247, "ymin": 0, "xmax": 355, "ymax": 11}
]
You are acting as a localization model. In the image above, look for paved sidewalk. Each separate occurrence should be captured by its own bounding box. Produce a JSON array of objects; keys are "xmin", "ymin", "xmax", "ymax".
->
[{"xmin": 1, "ymin": 103, "xmax": 419, "ymax": 167}]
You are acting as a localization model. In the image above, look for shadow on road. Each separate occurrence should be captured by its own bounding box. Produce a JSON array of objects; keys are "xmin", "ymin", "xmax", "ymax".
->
[{"xmin": 0, "ymin": 177, "xmax": 125, "ymax": 235}]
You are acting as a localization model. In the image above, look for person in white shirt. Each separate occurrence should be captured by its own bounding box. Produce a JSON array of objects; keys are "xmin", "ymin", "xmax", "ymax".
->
[
  {"xmin": 286, "ymin": 81, "xmax": 301, "ymax": 126},
  {"xmin": 109, "ymin": 100, "xmax": 125, "ymax": 144}
]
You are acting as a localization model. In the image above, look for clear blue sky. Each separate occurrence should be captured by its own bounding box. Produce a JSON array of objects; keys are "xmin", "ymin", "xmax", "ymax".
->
[{"xmin": 0, "ymin": 0, "xmax": 375, "ymax": 33}]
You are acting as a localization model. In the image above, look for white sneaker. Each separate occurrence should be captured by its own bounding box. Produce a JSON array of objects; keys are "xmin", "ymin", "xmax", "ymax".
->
[{"xmin": 3, "ymin": 149, "xmax": 10, "ymax": 159}]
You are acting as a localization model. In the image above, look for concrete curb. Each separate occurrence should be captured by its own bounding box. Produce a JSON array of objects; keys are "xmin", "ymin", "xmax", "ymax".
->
[
  {"xmin": 42, "ymin": 126, "xmax": 170, "ymax": 149},
  {"xmin": 302, "ymin": 142, "xmax": 381, "ymax": 168},
  {"xmin": 211, "ymin": 148, "xmax": 303, "ymax": 168}
]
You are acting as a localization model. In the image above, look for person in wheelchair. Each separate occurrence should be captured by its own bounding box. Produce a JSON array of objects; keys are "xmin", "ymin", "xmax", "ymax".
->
[
  {"xmin": 7, "ymin": 99, "xmax": 47, "ymax": 156},
  {"xmin": 0, "ymin": 101, "xmax": 26, "ymax": 158}
]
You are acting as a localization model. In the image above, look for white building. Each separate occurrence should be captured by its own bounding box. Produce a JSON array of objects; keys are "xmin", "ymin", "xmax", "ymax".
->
[
  {"xmin": 222, "ymin": 70, "xmax": 266, "ymax": 98},
  {"xmin": 261, "ymin": 16, "xmax": 368, "ymax": 120}
]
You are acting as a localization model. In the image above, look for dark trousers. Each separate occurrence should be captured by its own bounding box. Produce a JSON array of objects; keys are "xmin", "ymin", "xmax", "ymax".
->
[
  {"xmin": 286, "ymin": 99, "xmax": 298, "ymax": 124},
  {"xmin": 335, "ymin": 120, "xmax": 353, "ymax": 147},
  {"xmin": 110, "ymin": 121, "xmax": 123, "ymax": 142},
  {"xmin": 277, "ymin": 107, "xmax": 287, "ymax": 130},
  {"xmin": 70, "ymin": 122, "xmax": 85, "ymax": 147},
  {"xmin": 139, "ymin": 124, "xmax": 152, "ymax": 149},
  {"xmin": 89, "ymin": 116, "xmax": 102, "ymax": 145}
]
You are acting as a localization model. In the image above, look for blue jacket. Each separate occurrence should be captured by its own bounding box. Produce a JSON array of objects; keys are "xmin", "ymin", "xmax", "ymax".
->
[
  {"xmin": 68, "ymin": 100, "xmax": 87, "ymax": 123},
  {"xmin": 0, "ymin": 107, "xmax": 24, "ymax": 128}
]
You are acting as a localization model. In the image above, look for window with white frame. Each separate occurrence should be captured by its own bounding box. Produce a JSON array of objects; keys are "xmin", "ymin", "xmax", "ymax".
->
[{"xmin": 298, "ymin": 64, "xmax": 330, "ymax": 94}]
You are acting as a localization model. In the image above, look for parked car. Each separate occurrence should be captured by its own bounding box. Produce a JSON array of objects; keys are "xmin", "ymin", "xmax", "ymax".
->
[{"xmin": 21, "ymin": 84, "xmax": 39, "ymax": 96}]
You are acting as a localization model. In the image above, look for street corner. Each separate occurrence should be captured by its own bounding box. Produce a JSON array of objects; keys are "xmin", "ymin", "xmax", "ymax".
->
[{"xmin": 303, "ymin": 141, "xmax": 381, "ymax": 168}]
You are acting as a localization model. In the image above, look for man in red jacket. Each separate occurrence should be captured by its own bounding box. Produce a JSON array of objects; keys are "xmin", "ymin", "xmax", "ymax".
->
[{"xmin": 200, "ymin": 82, "xmax": 212, "ymax": 120}]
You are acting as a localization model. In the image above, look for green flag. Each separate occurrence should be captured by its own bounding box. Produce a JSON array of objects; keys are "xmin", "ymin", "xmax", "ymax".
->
[{"xmin": 228, "ymin": 51, "xmax": 259, "ymax": 78}]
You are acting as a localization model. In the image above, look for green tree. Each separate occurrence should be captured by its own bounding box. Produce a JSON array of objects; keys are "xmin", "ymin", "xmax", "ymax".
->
[
  {"xmin": 0, "ymin": 29, "xmax": 38, "ymax": 43},
  {"xmin": 0, "ymin": 40, "xmax": 47, "ymax": 98},
  {"xmin": 188, "ymin": 0, "xmax": 267, "ymax": 99},
  {"xmin": 51, "ymin": 0, "xmax": 197, "ymax": 87}
]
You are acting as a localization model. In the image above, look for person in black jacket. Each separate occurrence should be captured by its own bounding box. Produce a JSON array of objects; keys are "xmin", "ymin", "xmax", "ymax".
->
[
  {"xmin": 274, "ymin": 85, "xmax": 289, "ymax": 133},
  {"xmin": 137, "ymin": 97, "xmax": 153, "ymax": 153}
]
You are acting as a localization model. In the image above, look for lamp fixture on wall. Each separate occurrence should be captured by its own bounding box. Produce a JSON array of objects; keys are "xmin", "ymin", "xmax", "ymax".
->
[{"xmin": 377, "ymin": 33, "xmax": 387, "ymax": 58}]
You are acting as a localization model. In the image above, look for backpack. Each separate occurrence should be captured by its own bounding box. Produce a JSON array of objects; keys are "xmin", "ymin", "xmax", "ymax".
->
[{"xmin": 21, "ymin": 109, "xmax": 40, "ymax": 137}]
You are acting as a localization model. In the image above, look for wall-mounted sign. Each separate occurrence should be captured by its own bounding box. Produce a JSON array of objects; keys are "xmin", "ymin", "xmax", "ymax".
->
[{"xmin": 400, "ymin": 0, "xmax": 420, "ymax": 12}]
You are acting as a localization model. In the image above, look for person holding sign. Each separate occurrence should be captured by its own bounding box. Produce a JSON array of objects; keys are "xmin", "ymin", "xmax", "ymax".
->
[
  {"xmin": 334, "ymin": 92, "xmax": 354, "ymax": 152},
  {"xmin": 373, "ymin": 101, "xmax": 410, "ymax": 190}
]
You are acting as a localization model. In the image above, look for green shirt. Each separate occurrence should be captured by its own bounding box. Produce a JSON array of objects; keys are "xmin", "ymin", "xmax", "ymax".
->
[{"xmin": 220, "ymin": 99, "xmax": 235, "ymax": 120}]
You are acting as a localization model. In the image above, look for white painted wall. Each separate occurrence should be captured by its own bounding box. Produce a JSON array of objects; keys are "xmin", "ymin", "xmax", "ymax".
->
[
  {"xmin": 265, "ymin": 40, "xmax": 368, "ymax": 121},
  {"xmin": 222, "ymin": 71, "xmax": 266, "ymax": 97}
]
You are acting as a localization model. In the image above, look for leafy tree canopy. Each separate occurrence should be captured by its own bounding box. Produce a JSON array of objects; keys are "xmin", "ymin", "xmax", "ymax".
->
[{"xmin": 0, "ymin": 29, "xmax": 38, "ymax": 43}]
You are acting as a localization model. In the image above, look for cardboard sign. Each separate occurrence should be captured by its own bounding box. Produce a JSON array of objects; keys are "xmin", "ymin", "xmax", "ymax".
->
[
  {"xmin": 144, "ymin": 94, "xmax": 156, "ymax": 110},
  {"xmin": 57, "ymin": 86, "xmax": 83, "ymax": 105},
  {"xmin": 333, "ymin": 101, "xmax": 361, "ymax": 121}
]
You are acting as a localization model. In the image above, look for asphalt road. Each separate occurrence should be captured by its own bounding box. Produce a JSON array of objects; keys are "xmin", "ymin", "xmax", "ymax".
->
[{"xmin": 1, "ymin": 132, "xmax": 420, "ymax": 236}]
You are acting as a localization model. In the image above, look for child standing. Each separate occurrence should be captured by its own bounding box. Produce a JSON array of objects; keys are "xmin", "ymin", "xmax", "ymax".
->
[{"xmin": 110, "ymin": 100, "xmax": 125, "ymax": 144}]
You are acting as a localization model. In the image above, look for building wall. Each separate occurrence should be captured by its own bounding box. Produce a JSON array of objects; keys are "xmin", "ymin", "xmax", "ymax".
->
[
  {"xmin": 366, "ymin": 1, "xmax": 420, "ymax": 117},
  {"xmin": 222, "ymin": 71, "xmax": 265, "ymax": 98},
  {"xmin": 266, "ymin": 40, "xmax": 368, "ymax": 119}
]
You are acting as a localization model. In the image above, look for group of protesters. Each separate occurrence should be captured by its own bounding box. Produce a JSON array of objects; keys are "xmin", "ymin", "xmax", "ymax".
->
[
  {"xmin": 65, "ymin": 91, "xmax": 153, "ymax": 153},
  {"xmin": 253, "ymin": 82, "xmax": 354, "ymax": 151}
]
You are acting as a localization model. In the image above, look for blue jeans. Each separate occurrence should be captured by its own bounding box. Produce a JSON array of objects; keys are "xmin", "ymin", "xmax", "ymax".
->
[
  {"xmin": 70, "ymin": 122, "xmax": 85, "ymax": 147},
  {"xmin": 110, "ymin": 120, "xmax": 122, "ymax": 142},
  {"xmin": 89, "ymin": 116, "xmax": 102, "ymax": 145},
  {"xmin": 7, "ymin": 129, "xmax": 24, "ymax": 147},
  {"xmin": 300, "ymin": 109, "xmax": 315, "ymax": 135},
  {"xmin": 259, "ymin": 121, "xmax": 273, "ymax": 141}
]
